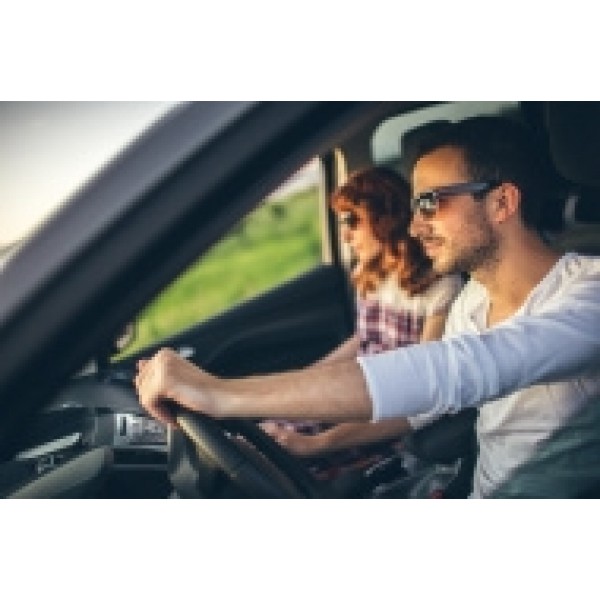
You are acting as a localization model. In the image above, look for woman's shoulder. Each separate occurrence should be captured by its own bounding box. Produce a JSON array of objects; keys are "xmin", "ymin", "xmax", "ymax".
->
[
  {"xmin": 363, "ymin": 276, "xmax": 405, "ymax": 304},
  {"xmin": 364, "ymin": 274, "xmax": 456, "ymax": 309},
  {"xmin": 416, "ymin": 273, "xmax": 465, "ymax": 314},
  {"xmin": 421, "ymin": 273, "xmax": 464, "ymax": 296}
]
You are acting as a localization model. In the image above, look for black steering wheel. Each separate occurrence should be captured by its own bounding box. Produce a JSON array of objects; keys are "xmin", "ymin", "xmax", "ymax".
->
[{"xmin": 167, "ymin": 407, "xmax": 334, "ymax": 499}]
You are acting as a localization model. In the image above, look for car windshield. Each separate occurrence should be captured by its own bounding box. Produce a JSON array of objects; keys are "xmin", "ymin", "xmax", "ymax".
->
[{"xmin": 0, "ymin": 102, "xmax": 178, "ymax": 261}]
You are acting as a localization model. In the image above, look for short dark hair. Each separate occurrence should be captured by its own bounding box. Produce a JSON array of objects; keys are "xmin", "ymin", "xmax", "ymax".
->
[{"xmin": 407, "ymin": 116, "xmax": 554, "ymax": 230}]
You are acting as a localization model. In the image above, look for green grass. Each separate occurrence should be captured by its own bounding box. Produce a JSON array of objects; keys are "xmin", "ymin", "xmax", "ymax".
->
[{"xmin": 122, "ymin": 186, "xmax": 322, "ymax": 357}]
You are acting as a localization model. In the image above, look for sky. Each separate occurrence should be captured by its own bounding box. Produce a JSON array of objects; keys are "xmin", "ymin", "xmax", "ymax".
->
[
  {"xmin": 0, "ymin": 102, "xmax": 176, "ymax": 247},
  {"xmin": 0, "ymin": 101, "xmax": 323, "ymax": 250}
]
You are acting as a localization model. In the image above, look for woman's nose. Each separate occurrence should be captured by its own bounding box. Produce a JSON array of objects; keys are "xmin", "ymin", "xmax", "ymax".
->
[{"xmin": 341, "ymin": 227, "xmax": 353, "ymax": 243}]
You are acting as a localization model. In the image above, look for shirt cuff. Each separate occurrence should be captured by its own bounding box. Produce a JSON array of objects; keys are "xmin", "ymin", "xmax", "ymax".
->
[{"xmin": 357, "ymin": 344, "xmax": 442, "ymax": 422}]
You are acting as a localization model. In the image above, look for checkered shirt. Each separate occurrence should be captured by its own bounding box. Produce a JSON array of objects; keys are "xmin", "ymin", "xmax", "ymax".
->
[{"xmin": 357, "ymin": 297, "xmax": 425, "ymax": 355}]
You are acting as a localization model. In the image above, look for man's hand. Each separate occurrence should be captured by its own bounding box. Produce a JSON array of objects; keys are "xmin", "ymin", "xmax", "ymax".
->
[{"xmin": 134, "ymin": 348, "xmax": 221, "ymax": 426}]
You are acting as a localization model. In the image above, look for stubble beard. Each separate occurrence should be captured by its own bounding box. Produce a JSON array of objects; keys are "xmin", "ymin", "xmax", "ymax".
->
[{"xmin": 432, "ymin": 218, "xmax": 500, "ymax": 277}]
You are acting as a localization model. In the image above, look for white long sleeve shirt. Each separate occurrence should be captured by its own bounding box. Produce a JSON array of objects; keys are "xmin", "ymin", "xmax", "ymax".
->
[{"xmin": 358, "ymin": 253, "xmax": 600, "ymax": 497}]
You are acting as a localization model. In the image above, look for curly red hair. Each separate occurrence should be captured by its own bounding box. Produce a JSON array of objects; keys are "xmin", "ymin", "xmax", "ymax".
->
[{"xmin": 331, "ymin": 166, "xmax": 437, "ymax": 297}]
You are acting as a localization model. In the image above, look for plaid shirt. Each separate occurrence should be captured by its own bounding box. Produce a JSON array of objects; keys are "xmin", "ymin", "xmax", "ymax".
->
[{"xmin": 357, "ymin": 297, "xmax": 425, "ymax": 355}]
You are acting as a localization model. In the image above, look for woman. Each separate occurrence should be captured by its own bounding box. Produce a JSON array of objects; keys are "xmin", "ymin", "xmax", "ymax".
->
[{"xmin": 262, "ymin": 166, "xmax": 463, "ymax": 479}]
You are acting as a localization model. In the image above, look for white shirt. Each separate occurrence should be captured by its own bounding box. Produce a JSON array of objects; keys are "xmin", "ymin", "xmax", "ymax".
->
[{"xmin": 358, "ymin": 253, "xmax": 600, "ymax": 497}]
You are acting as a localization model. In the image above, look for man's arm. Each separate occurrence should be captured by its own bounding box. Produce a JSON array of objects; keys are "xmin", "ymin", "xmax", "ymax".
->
[
  {"xmin": 135, "ymin": 348, "xmax": 372, "ymax": 426},
  {"xmin": 316, "ymin": 334, "xmax": 360, "ymax": 365},
  {"xmin": 363, "ymin": 280, "xmax": 600, "ymax": 421},
  {"xmin": 135, "ymin": 271, "xmax": 600, "ymax": 426}
]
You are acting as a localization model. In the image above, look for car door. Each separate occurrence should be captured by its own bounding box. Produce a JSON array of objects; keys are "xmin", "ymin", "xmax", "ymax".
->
[{"xmin": 0, "ymin": 101, "xmax": 388, "ymax": 459}]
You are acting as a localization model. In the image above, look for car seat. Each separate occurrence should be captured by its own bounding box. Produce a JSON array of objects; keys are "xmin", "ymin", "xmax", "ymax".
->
[{"xmin": 487, "ymin": 101, "xmax": 600, "ymax": 498}]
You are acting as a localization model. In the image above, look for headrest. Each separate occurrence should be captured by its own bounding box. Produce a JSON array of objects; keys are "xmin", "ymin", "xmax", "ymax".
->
[
  {"xmin": 564, "ymin": 187, "xmax": 600, "ymax": 225},
  {"xmin": 545, "ymin": 102, "xmax": 600, "ymax": 188},
  {"xmin": 546, "ymin": 187, "xmax": 600, "ymax": 256}
]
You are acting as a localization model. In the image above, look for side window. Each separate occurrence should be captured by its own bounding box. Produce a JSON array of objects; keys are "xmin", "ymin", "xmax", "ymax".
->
[{"xmin": 124, "ymin": 158, "xmax": 326, "ymax": 356}]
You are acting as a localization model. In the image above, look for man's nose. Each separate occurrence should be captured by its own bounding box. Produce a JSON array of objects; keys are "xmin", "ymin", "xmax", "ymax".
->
[
  {"xmin": 409, "ymin": 210, "xmax": 427, "ymax": 238},
  {"xmin": 341, "ymin": 227, "xmax": 353, "ymax": 243}
]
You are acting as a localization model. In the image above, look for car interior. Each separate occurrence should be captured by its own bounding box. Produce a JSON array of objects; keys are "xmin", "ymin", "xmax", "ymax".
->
[{"xmin": 1, "ymin": 100, "xmax": 599, "ymax": 499}]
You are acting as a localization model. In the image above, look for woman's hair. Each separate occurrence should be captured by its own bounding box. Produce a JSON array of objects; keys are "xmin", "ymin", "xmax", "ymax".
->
[{"xmin": 331, "ymin": 166, "xmax": 437, "ymax": 297}]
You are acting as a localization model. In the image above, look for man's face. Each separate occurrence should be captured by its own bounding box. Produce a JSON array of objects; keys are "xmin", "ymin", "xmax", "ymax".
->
[{"xmin": 409, "ymin": 146, "xmax": 500, "ymax": 276}]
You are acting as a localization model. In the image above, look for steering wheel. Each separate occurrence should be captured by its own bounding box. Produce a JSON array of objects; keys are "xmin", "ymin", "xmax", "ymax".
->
[{"xmin": 167, "ymin": 406, "xmax": 334, "ymax": 499}]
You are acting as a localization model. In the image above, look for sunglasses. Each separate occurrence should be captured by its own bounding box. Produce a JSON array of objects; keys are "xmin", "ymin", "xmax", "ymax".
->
[
  {"xmin": 338, "ymin": 211, "xmax": 361, "ymax": 229},
  {"xmin": 411, "ymin": 181, "xmax": 502, "ymax": 218}
]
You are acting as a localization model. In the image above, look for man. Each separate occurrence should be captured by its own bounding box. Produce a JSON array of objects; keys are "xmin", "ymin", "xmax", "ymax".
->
[{"xmin": 135, "ymin": 116, "xmax": 600, "ymax": 498}]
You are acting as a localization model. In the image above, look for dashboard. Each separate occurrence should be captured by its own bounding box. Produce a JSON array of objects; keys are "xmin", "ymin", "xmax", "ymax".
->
[{"xmin": 1, "ymin": 374, "xmax": 170, "ymax": 498}]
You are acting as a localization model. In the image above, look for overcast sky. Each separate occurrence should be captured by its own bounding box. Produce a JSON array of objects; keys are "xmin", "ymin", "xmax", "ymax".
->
[{"xmin": 0, "ymin": 101, "xmax": 176, "ymax": 247}]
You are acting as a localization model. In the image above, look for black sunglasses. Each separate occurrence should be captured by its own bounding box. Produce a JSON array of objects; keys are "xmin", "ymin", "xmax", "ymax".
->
[
  {"xmin": 338, "ymin": 211, "xmax": 361, "ymax": 229},
  {"xmin": 411, "ymin": 181, "xmax": 502, "ymax": 217}
]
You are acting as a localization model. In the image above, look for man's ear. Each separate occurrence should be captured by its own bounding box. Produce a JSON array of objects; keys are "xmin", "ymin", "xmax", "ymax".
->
[{"xmin": 493, "ymin": 182, "xmax": 520, "ymax": 224}]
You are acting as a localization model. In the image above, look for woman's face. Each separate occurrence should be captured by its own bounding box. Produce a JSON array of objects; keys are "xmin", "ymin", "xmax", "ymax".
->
[{"xmin": 337, "ymin": 203, "xmax": 383, "ymax": 264}]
